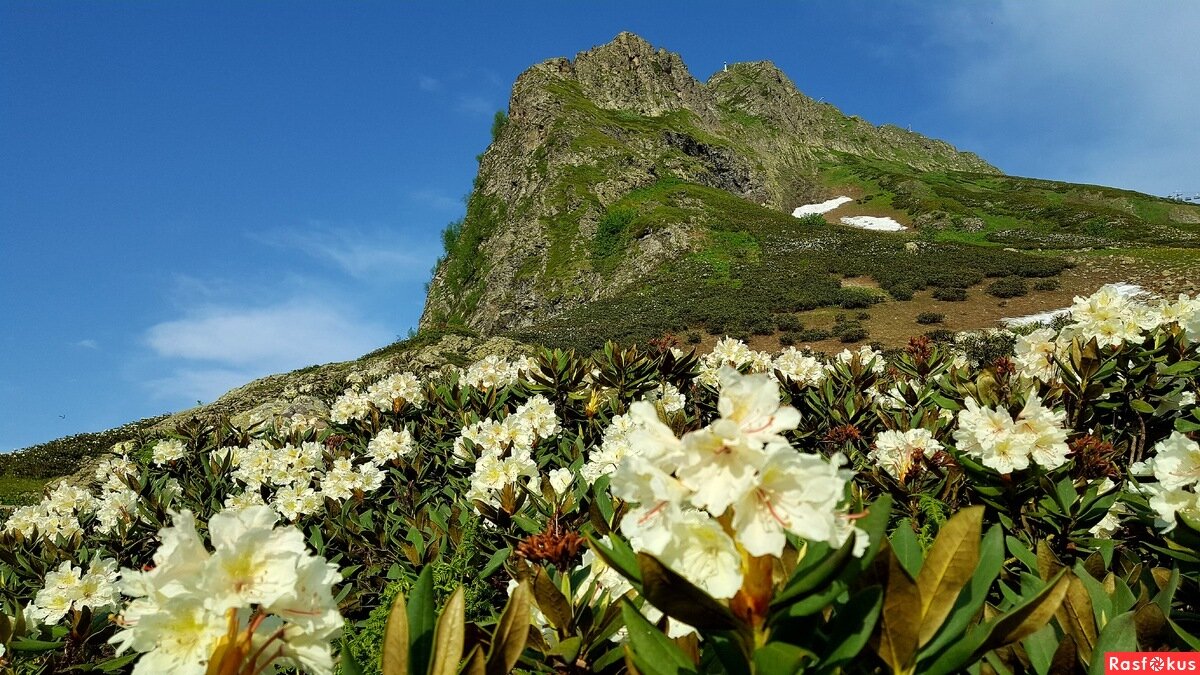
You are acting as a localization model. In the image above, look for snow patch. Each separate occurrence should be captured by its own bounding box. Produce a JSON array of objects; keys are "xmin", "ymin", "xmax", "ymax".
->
[
  {"xmin": 839, "ymin": 215, "xmax": 907, "ymax": 232},
  {"xmin": 1000, "ymin": 283, "xmax": 1147, "ymax": 326},
  {"xmin": 792, "ymin": 196, "xmax": 852, "ymax": 217}
]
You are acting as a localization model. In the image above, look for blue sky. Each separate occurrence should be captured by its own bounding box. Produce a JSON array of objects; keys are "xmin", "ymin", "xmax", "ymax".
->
[{"xmin": 2, "ymin": 2, "xmax": 1198, "ymax": 451}]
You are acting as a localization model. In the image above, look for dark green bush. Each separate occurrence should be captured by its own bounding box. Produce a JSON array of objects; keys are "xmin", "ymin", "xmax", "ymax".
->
[
  {"xmin": 685, "ymin": 331, "xmax": 702, "ymax": 344},
  {"xmin": 855, "ymin": 311, "xmax": 871, "ymax": 321},
  {"xmin": 775, "ymin": 315, "xmax": 803, "ymax": 332},
  {"xmin": 835, "ymin": 288, "xmax": 880, "ymax": 309},
  {"xmin": 890, "ymin": 284, "xmax": 914, "ymax": 301},
  {"xmin": 916, "ymin": 312, "xmax": 945, "ymax": 325},
  {"xmin": 925, "ymin": 328, "xmax": 955, "ymax": 343},
  {"xmin": 1034, "ymin": 278, "xmax": 1061, "ymax": 291},
  {"xmin": 797, "ymin": 328, "xmax": 832, "ymax": 341},
  {"xmin": 779, "ymin": 333, "xmax": 797, "ymax": 346},
  {"xmin": 838, "ymin": 326, "xmax": 869, "ymax": 343},
  {"xmin": 987, "ymin": 277, "xmax": 1029, "ymax": 298},
  {"xmin": 932, "ymin": 287, "xmax": 967, "ymax": 301}
]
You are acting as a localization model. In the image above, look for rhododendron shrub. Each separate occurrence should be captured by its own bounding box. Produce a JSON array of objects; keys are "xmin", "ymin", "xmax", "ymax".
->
[{"xmin": 0, "ymin": 284, "xmax": 1198, "ymax": 673}]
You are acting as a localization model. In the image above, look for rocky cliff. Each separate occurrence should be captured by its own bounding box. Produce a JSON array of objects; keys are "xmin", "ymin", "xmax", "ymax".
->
[{"xmin": 420, "ymin": 32, "xmax": 997, "ymax": 333}]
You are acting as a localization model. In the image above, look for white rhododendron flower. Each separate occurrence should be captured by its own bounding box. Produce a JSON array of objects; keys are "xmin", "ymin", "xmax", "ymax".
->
[
  {"xmin": 110, "ymin": 506, "xmax": 342, "ymax": 675},
  {"xmin": 834, "ymin": 345, "xmax": 885, "ymax": 374},
  {"xmin": 870, "ymin": 428, "xmax": 943, "ymax": 482},
  {"xmin": 365, "ymin": 371, "xmax": 424, "ymax": 409},
  {"xmin": 773, "ymin": 348, "xmax": 826, "ymax": 386},
  {"xmin": 954, "ymin": 393, "xmax": 1069, "ymax": 473},
  {"xmin": 656, "ymin": 510, "xmax": 744, "ymax": 599},
  {"xmin": 1012, "ymin": 327, "xmax": 1060, "ymax": 382},
  {"xmin": 152, "ymin": 439, "xmax": 188, "ymax": 466},
  {"xmin": 368, "ymin": 427, "xmax": 415, "ymax": 463},
  {"xmin": 30, "ymin": 558, "xmax": 120, "ymax": 625},
  {"xmin": 1063, "ymin": 284, "xmax": 1158, "ymax": 348},
  {"xmin": 548, "ymin": 467, "xmax": 575, "ymax": 495},
  {"xmin": 1142, "ymin": 431, "xmax": 1200, "ymax": 491}
]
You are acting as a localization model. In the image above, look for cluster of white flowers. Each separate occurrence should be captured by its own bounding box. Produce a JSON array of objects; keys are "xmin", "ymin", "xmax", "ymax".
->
[
  {"xmin": 152, "ymin": 438, "xmax": 188, "ymax": 466},
  {"xmin": 869, "ymin": 428, "xmax": 943, "ymax": 483},
  {"xmin": 3, "ymin": 481, "xmax": 100, "ymax": 540},
  {"xmin": 833, "ymin": 345, "xmax": 885, "ymax": 374},
  {"xmin": 218, "ymin": 434, "xmax": 399, "ymax": 521},
  {"xmin": 28, "ymin": 558, "xmax": 120, "ymax": 626},
  {"xmin": 1013, "ymin": 327, "xmax": 1062, "ymax": 382},
  {"xmin": 1060, "ymin": 285, "xmax": 1200, "ymax": 349},
  {"xmin": 696, "ymin": 338, "xmax": 774, "ymax": 386},
  {"xmin": 330, "ymin": 370, "xmax": 424, "ymax": 424},
  {"xmin": 1134, "ymin": 432, "xmax": 1200, "ymax": 530},
  {"xmin": 773, "ymin": 347, "xmax": 826, "ymax": 386},
  {"xmin": 461, "ymin": 395, "xmax": 561, "ymax": 508},
  {"xmin": 110, "ymin": 506, "xmax": 343, "ymax": 675},
  {"xmin": 582, "ymin": 411, "xmax": 638, "ymax": 485},
  {"xmin": 644, "ymin": 381, "xmax": 687, "ymax": 414},
  {"xmin": 461, "ymin": 355, "xmax": 536, "ymax": 390},
  {"xmin": 953, "ymin": 393, "xmax": 1069, "ymax": 473},
  {"xmin": 608, "ymin": 367, "xmax": 863, "ymax": 604}
]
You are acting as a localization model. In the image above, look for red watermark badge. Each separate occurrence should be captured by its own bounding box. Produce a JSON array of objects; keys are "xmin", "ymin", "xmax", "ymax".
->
[{"xmin": 1105, "ymin": 653, "xmax": 1200, "ymax": 673}]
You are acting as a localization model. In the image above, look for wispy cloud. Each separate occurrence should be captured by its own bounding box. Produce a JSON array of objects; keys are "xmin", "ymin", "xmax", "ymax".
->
[
  {"xmin": 75, "ymin": 339, "xmax": 99, "ymax": 350},
  {"xmin": 408, "ymin": 188, "xmax": 463, "ymax": 212},
  {"xmin": 417, "ymin": 74, "xmax": 442, "ymax": 92},
  {"xmin": 250, "ymin": 223, "xmax": 437, "ymax": 280},
  {"xmin": 934, "ymin": 2, "xmax": 1200, "ymax": 195},
  {"xmin": 145, "ymin": 300, "xmax": 390, "ymax": 369},
  {"xmin": 455, "ymin": 94, "xmax": 498, "ymax": 117}
]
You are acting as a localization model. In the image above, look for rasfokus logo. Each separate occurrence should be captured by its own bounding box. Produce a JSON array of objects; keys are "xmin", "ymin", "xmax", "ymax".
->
[{"xmin": 1106, "ymin": 653, "xmax": 1200, "ymax": 673}]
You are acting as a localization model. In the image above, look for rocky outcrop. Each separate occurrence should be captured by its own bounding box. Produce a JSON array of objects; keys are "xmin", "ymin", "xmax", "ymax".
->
[{"xmin": 420, "ymin": 32, "xmax": 998, "ymax": 333}]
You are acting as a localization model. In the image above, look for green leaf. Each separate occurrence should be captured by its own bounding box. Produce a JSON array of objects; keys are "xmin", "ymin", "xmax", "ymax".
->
[
  {"xmin": 1169, "ymin": 618, "xmax": 1200, "ymax": 650},
  {"xmin": 637, "ymin": 553, "xmax": 739, "ymax": 630},
  {"xmin": 479, "ymin": 547, "xmax": 511, "ymax": 579},
  {"xmin": 916, "ymin": 506, "xmax": 983, "ymax": 647},
  {"xmin": 1022, "ymin": 625, "xmax": 1059, "ymax": 675},
  {"xmin": 8, "ymin": 638, "xmax": 65, "ymax": 652},
  {"xmin": 341, "ymin": 648, "xmax": 367, "ymax": 675},
  {"xmin": 1087, "ymin": 611, "xmax": 1136, "ymax": 675},
  {"xmin": 1006, "ymin": 536, "xmax": 1038, "ymax": 572},
  {"xmin": 919, "ymin": 525, "xmax": 1004, "ymax": 663},
  {"xmin": 486, "ymin": 581, "xmax": 531, "ymax": 675},
  {"xmin": 585, "ymin": 533, "xmax": 642, "ymax": 586},
  {"xmin": 620, "ymin": 601, "xmax": 696, "ymax": 675},
  {"xmin": 773, "ymin": 533, "xmax": 856, "ymax": 608},
  {"xmin": 874, "ymin": 549, "xmax": 922, "ymax": 673},
  {"xmin": 890, "ymin": 522, "xmax": 924, "ymax": 579},
  {"xmin": 532, "ymin": 567, "xmax": 573, "ymax": 631},
  {"xmin": 752, "ymin": 642, "xmax": 812, "ymax": 675},
  {"xmin": 1130, "ymin": 399, "xmax": 1155, "ymax": 414},
  {"xmin": 406, "ymin": 566, "xmax": 437, "ymax": 675},
  {"xmin": 429, "ymin": 587, "xmax": 466, "ymax": 675},
  {"xmin": 820, "ymin": 586, "xmax": 884, "ymax": 671}
]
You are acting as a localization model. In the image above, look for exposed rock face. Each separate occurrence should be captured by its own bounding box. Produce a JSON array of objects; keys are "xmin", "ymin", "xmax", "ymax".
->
[{"xmin": 420, "ymin": 32, "xmax": 997, "ymax": 333}]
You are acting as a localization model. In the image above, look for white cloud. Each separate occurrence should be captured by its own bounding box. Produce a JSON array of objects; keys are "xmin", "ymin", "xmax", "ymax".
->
[
  {"xmin": 408, "ymin": 188, "xmax": 463, "ymax": 212},
  {"xmin": 250, "ymin": 223, "xmax": 437, "ymax": 280},
  {"xmin": 936, "ymin": 2, "xmax": 1200, "ymax": 195},
  {"xmin": 144, "ymin": 367, "xmax": 259, "ymax": 404},
  {"xmin": 417, "ymin": 74, "xmax": 442, "ymax": 92},
  {"xmin": 456, "ymin": 94, "xmax": 497, "ymax": 117},
  {"xmin": 75, "ymin": 339, "xmax": 99, "ymax": 350},
  {"xmin": 144, "ymin": 300, "xmax": 391, "ymax": 372}
]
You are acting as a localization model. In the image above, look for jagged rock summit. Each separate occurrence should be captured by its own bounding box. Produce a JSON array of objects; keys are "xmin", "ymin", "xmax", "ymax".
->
[{"xmin": 420, "ymin": 32, "xmax": 997, "ymax": 334}]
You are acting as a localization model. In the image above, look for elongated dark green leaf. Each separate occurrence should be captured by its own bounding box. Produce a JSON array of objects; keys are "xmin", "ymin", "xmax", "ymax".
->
[
  {"xmin": 916, "ymin": 506, "xmax": 983, "ymax": 647},
  {"xmin": 752, "ymin": 642, "xmax": 813, "ymax": 675},
  {"xmin": 532, "ymin": 567, "xmax": 573, "ymax": 631},
  {"xmin": 620, "ymin": 601, "xmax": 696, "ymax": 675},
  {"xmin": 585, "ymin": 533, "xmax": 642, "ymax": 586},
  {"xmin": 429, "ymin": 587, "xmax": 466, "ymax": 675},
  {"xmin": 406, "ymin": 566, "xmax": 437, "ymax": 675},
  {"xmin": 637, "ymin": 553, "xmax": 739, "ymax": 630},
  {"xmin": 341, "ymin": 647, "xmax": 367, "ymax": 675},
  {"xmin": 479, "ymin": 547, "xmax": 511, "ymax": 580},
  {"xmin": 890, "ymin": 523, "xmax": 923, "ymax": 579},
  {"xmin": 820, "ymin": 586, "xmax": 883, "ymax": 672},
  {"xmin": 1022, "ymin": 625, "xmax": 1058, "ymax": 675},
  {"xmin": 1087, "ymin": 611, "xmax": 1136, "ymax": 675},
  {"xmin": 773, "ymin": 533, "xmax": 856, "ymax": 608},
  {"xmin": 486, "ymin": 581, "xmax": 531, "ymax": 675}
]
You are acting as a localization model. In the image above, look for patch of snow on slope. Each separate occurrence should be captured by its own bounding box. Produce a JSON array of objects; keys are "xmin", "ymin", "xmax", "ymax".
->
[
  {"xmin": 840, "ymin": 215, "xmax": 907, "ymax": 232},
  {"xmin": 792, "ymin": 196, "xmax": 852, "ymax": 217}
]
